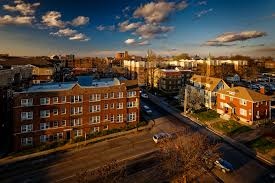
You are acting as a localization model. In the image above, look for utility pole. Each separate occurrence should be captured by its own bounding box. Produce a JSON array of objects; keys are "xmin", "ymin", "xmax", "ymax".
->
[{"xmin": 184, "ymin": 87, "xmax": 188, "ymax": 115}]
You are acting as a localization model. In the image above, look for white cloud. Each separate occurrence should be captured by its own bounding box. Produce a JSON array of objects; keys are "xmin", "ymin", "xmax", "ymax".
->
[
  {"xmin": 195, "ymin": 8, "xmax": 213, "ymax": 18},
  {"xmin": 118, "ymin": 20, "xmax": 141, "ymax": 32},
  {"xmin": 42, "ymin": 11, "xmax": 66, "ymax": 28},
  {"xmin": 134, "ymin": 23, "xmax": 174, "ymax": 39},
  {"xmin": 69, "ymin": 33, "xmax": 90, "ymax": 41},
  {"xmin": 138, "ymin": 40, "xmax": 150, "ymax": 45},
  {"xmin": 71, "ymin": 16, "xmax": 89, "ymax": 26},
  {"xmin": 3, "ymin": 0, "xmax": 40, "ymax": 16},
  {"xmin": 125, "ymin": 38, "xmax": 136, "ymax": 45},
  {"xmin": 115, "ymin": 15, "xmax": 120, "ymax": 19},
  {"xmin": 96, "ymin": 25, "xmax": 115, "ymax": 31},
  {"xmin": 0, "ymin": 15, "xmax": 34, "ymax": 25},
  {"xmin": 204, "ymin": 30, "xmax": 267, "ymax": 46},
  {"xmin": 133, "ymin": 1, "xmax": 188, "ymax": 23},
  {"xmin": 50, "ymin": 28, "xmax": 77, "ymax": 37}
]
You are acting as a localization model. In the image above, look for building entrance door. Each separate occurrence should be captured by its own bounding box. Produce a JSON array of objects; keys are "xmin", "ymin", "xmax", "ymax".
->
[{"xmin": 66, "ymin": 131, "xmax": 71, "ymax": 140}]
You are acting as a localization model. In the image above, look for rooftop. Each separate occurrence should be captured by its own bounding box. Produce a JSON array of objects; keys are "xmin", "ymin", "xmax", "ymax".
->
[{"xmin": 218, "ymin": 86, "xmax": 271, "ymax": 102}]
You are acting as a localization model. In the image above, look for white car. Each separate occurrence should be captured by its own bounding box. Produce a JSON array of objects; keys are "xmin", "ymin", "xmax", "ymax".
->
[
  {"xmin": 143, "ymin": 105, "xmax": 152, "ymax": 114},
  {"xmin": 153, "ymin": 132, "xmax": 172, "ymax": 143},
  {"xmin": 141, "ymin": 93, "xmax": 149, "ymax": 98}
]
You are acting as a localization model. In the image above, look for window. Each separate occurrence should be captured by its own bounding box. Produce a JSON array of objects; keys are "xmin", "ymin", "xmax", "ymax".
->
[
  {"xmin": 117, "ymin": 114, "xmax": 123, "ymax": 123},
  {"xmin": 266, "ymin": 109, "xmax": 268, "ymax": 116},
  {"xmin": 127, "ymin": 91, "xmax": 136, "ymax": 97},
  {"xmin": 61, "ymin": 120, "xmax": 66, "ymax": 126},
  {"xmin": 21, "ymin": 112, "xmax": 33, "ymax": 120},
  {"xmin": 40, "ymin": 110, "xmax": 50, "ymax": 118},
  {"xmin": 104, "ymin": 115, "xmax": 108, "ymax": 121},
  {"xmin": 70, "ymin": 106, "xmax": 83, "ymax": 115},
  {"xmin": 90, "ymin": 105, "xmax": 100, "ymax": 112},
  {"xmin": 21, "ymin": 98, "xmax": 33, "ymax": 106},
  {"xmin": 53, "ymin": 121, "xmax": 59, "ymax": 128},
  {"xmin": 127, "ymin": 113, "xmax": 136, "ymax": 122},
  {"xmin": 104, "ymin": 93, "xmax": 108, "ymax": 99},
  {"xmin": 53, "ymin": 109, "xmax": 58, "ymax": 115},
  {"xmin": 70, "ymin": 95, "xmax": 83, "ymax": 103},
  {"xmin": 74, "ymin": 129, "xmax": 83, "ymax": 137},
  {"xmin": 220, "ymin": 94, "xmax": 225, "ymax": 100},
  {"xmin": 127, "ymin": 101, "xmax": 136, "ymax": 108},
  {"xmin": 90, "ymin": 94, "xmax": 101, "ymax": 101},
  {"xmin": 117, "ymin": 103, "xmax": 123, "ymax": 109},
  {"xmin": 71, "ymin": 118, "xmax": 82, "ymax": 126},
  {"xmin": 61, "ymin": 107, "xmax": 66, "ymax": 114},
  {"xmin": 240, "ymin": 108, "xmax": 247, "ymax": 116},
  {"xmin": 110, "ymin": 92, "xmax": 115, "ymax": 98},
  {"xmin": 257, "ymin": 111, "xmax": 260, "ymax": 116},
  {"xmin": 40, "ymin": 122, "xmax": 50, "ymax": 130},
  {"xmin": 230, "ymin": 97, "xmax": 233, "ymax": 102},
  {"xmin": 110, "ymin": 115, "xmax": 114, "ymax": 122},
  {"xmin": 220, "ymin": 102, "xmax": 224, "ymax": 109},
  {"xmin": 61, "ymin": 96, "xmax": 66, "ymax": 103},
  {"xmin": 40, "ymin": 97, "xmax": 50, "ymax": 105},
  {"xmin": 21, "ymin": 124, "xmax": 33, "ymax": 133},
  {"xmin": 110, "ymin": 103, "xmax": 114, "ymax": 109},
  {"xmin": 118, "ymin": 92, "xmax": 123, "ymax": 98},
  {"xmin": 104, "ymin": 104, "xmax": 108, "ymax": 109},
  {"xmin": 93, "ymin": 127, "xmax": 100, "ymax": 132},
  {"xmin": 256, "ymin": 102, "xmax": 259, "ymax": 107},
  {"xmin": 40, "ymin": 135, "xmax": 48, "ymax": 143},
  {"xmin": 239, "ymin": 99, "xmax": 247, "ymax": 106},
  {"xmin": 90, "ymin": 116, "xmax": 100, "ymax": 124},
  {"xmin": 53, "ymin": 97, "xmax": 59, "ymax": 104},
  {"xmin": 57, "ymin": 132, "xmax": 63, "ymax": 140},
  {"xmin": 21, "ymin": 137, "xmax": 32, "ymax": 146},
  {"xmin": 103, "ymin": 125, "xmax": 108, "ymax": 130}
]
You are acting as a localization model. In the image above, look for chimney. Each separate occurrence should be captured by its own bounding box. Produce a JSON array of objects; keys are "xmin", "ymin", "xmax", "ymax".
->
[
  {"xmin": 260, "ymin": 86, "xmax": 265, "ymax": 94},
  {"xmin": 231, "ymin": 83, "xmax": 234, "ymax": 88}
]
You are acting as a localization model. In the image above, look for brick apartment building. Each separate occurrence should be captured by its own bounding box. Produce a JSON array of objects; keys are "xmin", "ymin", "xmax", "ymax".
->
[
  {"xmin": 217, "ymin": 87, "xmax": 271, "ymax": 125},
  {"xmin": 12, "ymin": 77, "xmax": 140, "ymax": 151}
]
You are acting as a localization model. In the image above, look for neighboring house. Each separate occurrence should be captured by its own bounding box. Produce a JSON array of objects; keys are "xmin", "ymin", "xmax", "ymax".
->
[
  {"xmin": 157, "ymin": 69, "xmax": 183, "ymax": 95},
  {"xmin": 189, "ymin": 75, "xmax": 230, "ymax": 109},
  {"xmin": 217, "ymin": 87, "xmax": 271, "ymax": 125},
  {"xmin": 31, "ymin": 65, "xmax": 55, "ymax": 84},
  {"xmin": 12, "ymin": 77, "xmax": 140, "ymax": 151},
  {"xmin": 226, "ymin": 74, "xmax": 240, "ymax": 83}
]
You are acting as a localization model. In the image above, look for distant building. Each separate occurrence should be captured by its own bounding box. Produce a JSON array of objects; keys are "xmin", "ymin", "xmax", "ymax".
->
[
  {"xmin": 31, "ymin": 65, "xmax": 55, "ymax": 84},
  {"xmin": 217, "ymin": 87, "xmax": 271, "ymax": 125},
  {"xmin": 12, "ymin": 77, "xmax": 140, "ymax": 151},
  {"xmin": 226, "ymin": 74, "xmax": 240, "ymax": 83},
  {"xmin": 123, "ymin": 59, "xmax": 147, "ymax": 86},
  {"xmin": 157, "ymin": 69, "xmax": 183, "ymax": 95},
  {"xmin": 189, "ymin": 75, "xmax": 230, "ymax": 109}
]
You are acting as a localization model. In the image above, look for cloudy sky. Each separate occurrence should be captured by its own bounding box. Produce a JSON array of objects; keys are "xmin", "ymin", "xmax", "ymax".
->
[{"xmin": 0, "ymin": 0, "xmax": 275, "ymax": 57}]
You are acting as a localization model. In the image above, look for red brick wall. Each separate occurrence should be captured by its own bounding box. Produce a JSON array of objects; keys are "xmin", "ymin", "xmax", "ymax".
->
[{"xmin": 12, "ymin": 84, "xmax": 140, "ymax": 151}]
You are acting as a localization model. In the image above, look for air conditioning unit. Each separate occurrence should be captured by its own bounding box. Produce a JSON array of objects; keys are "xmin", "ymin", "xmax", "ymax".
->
[{"xmin": 256, "ymin": 115, "xmax": 260, "ymax": 119}]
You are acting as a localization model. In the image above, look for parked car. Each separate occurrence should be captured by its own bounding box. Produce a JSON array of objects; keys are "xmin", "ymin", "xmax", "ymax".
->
[
  {"xmin": 214, "ymin": 158, "xmax": 234, "ymax": 173},
  {"xmin": 141, "ymin": 93, "xmax": 149, "ymax": 99},
  {"xmin": 153, "ymin": 132, "xmax": 172, "ymax": 143},
  {"xmin": 143, "ymin": 105, "xmax": 152, "ymax": 114}
]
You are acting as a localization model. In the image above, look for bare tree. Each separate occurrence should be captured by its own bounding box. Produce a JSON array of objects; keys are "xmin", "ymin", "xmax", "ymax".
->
[{"xmin": 158, "ymin": 130, "xmax": 220, "ymax": 183}]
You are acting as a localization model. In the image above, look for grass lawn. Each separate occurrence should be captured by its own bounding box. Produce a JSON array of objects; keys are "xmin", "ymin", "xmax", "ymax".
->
[
  {"xmin": 212, "ymin": 120, "xmax": 252, "ymax": 136},
  {"xmin": 193, "ymin": 110, "xmax": 220, "ymax": 122},
  {"xmin": 247, "ymin": 137, "xmax": 275, "ymax": 154}
]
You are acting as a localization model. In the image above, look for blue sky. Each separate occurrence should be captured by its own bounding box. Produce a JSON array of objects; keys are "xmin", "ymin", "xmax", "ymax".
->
[{"xmin": 0, "ymin": 0, "xmax": 274, "ymax": 57}]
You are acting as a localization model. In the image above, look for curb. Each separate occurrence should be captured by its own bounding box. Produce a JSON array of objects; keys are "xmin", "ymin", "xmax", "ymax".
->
[
  {"xmin": 148, "ymin": 93, "xmax": 275, "ymax": 166},
  {"xmin": 0, "ymin": 124, "xmax": 152, "ymax": 167}
]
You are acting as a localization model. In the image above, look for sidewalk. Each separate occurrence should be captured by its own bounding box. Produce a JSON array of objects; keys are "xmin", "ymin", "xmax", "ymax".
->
[
  {"xmin": 0, "ymin": 122, "xmax": 154, "ymax": 167},
  {"xmin": 148, "ymin": 93, "xmax": 275, "ymax": 166}
]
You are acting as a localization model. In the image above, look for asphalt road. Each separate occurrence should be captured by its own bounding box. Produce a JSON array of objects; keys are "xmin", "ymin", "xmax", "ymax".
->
[{"xmin": 0, "ymin": 98, "xmax": 273, "ymax": 183}]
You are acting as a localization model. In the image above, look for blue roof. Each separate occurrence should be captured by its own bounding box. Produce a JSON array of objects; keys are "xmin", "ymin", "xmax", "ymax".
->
[{"xmin": 20, "ymin": 76, "xmax": 119, "ymax": 93}]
